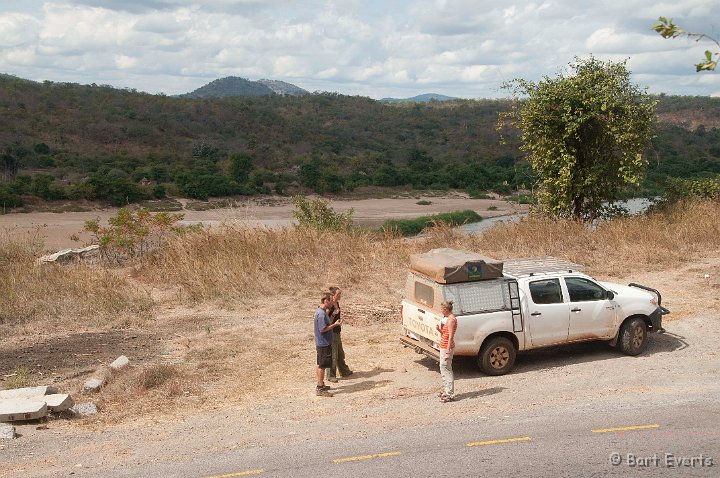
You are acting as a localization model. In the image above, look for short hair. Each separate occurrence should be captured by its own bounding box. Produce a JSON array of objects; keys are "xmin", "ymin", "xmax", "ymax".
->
[
  {"xmin": 440, "ymin": 300, "xmax": 453, "ymax": 311},
  {"xmin": 321, "ymin": 293, "xmax": 332, "ymax": 303},
  {"xmin": 329, "ymin": 286, "xmax": 341, "ymax": 294}
]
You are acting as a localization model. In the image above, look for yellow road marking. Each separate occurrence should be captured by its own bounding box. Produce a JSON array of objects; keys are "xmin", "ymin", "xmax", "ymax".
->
[
  {"xmin": 467, "ymin": 436, "xmax": 531, "ymax": 447},
  {"xmin": 334, "ymin": 451, "xmax": 401, "ymax": 463},
  {"xmin": 205, "ymin": 470, "xmax": 264, "ymax": 477},
  {"xmin": 592, "ymin": 424, "xmax": 660, "ymax": 433}
]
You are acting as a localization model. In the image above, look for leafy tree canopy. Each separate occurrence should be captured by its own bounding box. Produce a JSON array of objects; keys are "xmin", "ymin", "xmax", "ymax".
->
[{"xmin": 499, "ymin": 57, "xmax": 657, "ymax": 219}]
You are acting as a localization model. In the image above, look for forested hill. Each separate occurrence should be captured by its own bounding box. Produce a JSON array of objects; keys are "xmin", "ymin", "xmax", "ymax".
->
[{"xmin": 1, "ymin": 74, "xmax": 719, "ymax": 207}]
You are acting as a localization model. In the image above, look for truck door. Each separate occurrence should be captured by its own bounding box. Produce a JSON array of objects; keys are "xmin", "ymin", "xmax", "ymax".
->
[
  {"xmin": 564, "ymin": 277, "xmax": 616, "ymax": 340},
  {"xmin": 527, "ymin": 278, "xmax": 570, "ymax": 346}
]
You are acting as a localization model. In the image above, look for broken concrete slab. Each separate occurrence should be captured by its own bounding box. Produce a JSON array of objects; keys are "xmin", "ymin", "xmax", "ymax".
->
[
  {"xmin": 0, "ymin": 399, "xmax": 47, "ymax": 422},
  {"xmin": 110, "ymin": 355, "xmax": 129, "ymax": 371},
  {"xmin": 43, "ymin": 394, "xmax": 74, "ymax": 412},
  {"xmin": 0, "ymin": 424, "xmax": 15, "ymax": 439},
  {"xmin": 38, "ymin": 245, "xmax": 100, "ymax": 264},
  {"xmin": 0, "ymin": 386, "xmax": 59, "ymax": 400},
  {"xmin": 83, "ymin": 378, "xmax": 104, "ymax": 393},
  {"xmin": 70, "ymin": 403, "xmax": 97, "ymax": 416}
]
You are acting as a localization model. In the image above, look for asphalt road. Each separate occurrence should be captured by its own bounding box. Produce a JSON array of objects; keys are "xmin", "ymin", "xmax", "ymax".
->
[{"xmin": 108, "ymin": 389, "xmax": 719, "ymax": 478}]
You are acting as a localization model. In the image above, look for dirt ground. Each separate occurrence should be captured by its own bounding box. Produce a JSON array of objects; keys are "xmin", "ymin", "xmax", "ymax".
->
[
  {"xmin": 1, "ymin": 198, "xmax": 719, "ymax": 477},
  {"xmin": 0, "ymin": 192, "xmax": 527, "ymax": 251}
]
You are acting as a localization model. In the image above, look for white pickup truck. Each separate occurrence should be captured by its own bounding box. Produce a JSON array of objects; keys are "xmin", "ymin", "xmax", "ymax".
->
[{"xmin": 400, "ymin": 249, "xmax": 669, "ymax": 375}]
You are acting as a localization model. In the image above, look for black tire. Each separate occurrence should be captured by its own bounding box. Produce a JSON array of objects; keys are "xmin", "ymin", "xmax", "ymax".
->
[
  {"xmin": 618, "ymin": 317, "xmax": 648, "ymax": 356},
  {"xmin": 478, "ymin": 336, "xmax": 516, "ymax": 376}
]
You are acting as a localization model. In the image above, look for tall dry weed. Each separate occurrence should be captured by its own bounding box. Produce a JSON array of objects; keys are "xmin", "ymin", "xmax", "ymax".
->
[
  {"xmin": 139, "ymin": 226, "xmax": 415, "ymax": 303},
  {"xmin": 0, "ymin": 231, "xmax": 153, "ymax": 333},
  {"xmin": 138, "ymin": 200, "xmax": 720, "ymax": 303},
  {"xmin": 468, "ymin": 199, "xmax": 720, "ymax": 275}
]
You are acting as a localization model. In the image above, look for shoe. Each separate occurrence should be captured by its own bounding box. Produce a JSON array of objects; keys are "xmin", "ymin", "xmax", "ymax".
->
[
  {"xmin": 440, "ymin": 395, "xmax": 454, "ymax": 403},
  {"xmin": 340, "ymin": 370, "xmax": 353, "ymax": 377},
  {"xmin": 319, "ymin": 385, "xmax": 331, "ymax": 391},
  {"xmin": 326, "ymin": 377, "xmax": 339, "ymax": 383},
  {"xmin": 437, "ymin": 392, "xmax": 448, "ymax": 398},
  {"xmin": 316, "ymin": 389, "xmax": 333, "ymax": 397}
]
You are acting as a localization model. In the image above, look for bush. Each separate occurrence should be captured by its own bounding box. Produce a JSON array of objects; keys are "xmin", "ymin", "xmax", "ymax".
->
[
  {"xmin": 0, "ymin": 184, "xmax": 23, "ymax": 209},
  {"xmin": 380, "ymin": 210, "xmax": 482, "ymax": 236},
  {"xmin": 663, "ymin": 176, "xmax": 720, "ymax": 203},
  {"xmin": 79, "ymin": 207, "xmax": 188, "ymax": 263},
  {"xmin": 292, "ymin": 196, "xmax": 354, "ymax": 231}
]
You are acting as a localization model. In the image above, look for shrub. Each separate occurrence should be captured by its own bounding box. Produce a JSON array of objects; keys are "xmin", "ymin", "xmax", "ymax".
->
[
  {"xmin": 291, "ymin": 195, "xmax": 354, "ymax": 231},
  {"xmin": 663, "ymin": 176, "xmax": 720, "ymax": 203},
  {"xmin": 380, "ymin": 210, "xmax": 482, "ymax": 236},
  {"xmin": 78, "ymin": 207, "xmax": 188, "ymax": 263}
]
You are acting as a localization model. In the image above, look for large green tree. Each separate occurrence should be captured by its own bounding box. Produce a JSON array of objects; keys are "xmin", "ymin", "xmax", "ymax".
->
[{"xmin": 499, "ymin": 57, "xmax": 657, "ymax": 219}]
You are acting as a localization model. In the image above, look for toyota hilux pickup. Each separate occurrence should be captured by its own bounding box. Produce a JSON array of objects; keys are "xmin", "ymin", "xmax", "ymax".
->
[{"xmin": 400, "ymin": 248, "xmax": 669, "ymax": 375}]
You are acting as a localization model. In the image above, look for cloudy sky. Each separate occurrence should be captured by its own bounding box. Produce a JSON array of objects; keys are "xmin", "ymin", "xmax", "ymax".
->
[{"xmin": 0, "ymin": 0, "xmax": 718, "ymax": 99}]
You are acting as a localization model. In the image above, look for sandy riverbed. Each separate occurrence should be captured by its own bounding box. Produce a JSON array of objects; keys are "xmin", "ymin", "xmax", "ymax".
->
[{"xmin": 0, "ymin": 194, "xmax": 528, "ymax": 251}]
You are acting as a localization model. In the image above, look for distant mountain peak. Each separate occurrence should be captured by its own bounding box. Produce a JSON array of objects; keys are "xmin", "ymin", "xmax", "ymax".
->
[
  {"xmin": 180, "ymin": 77, "xmax": 308, "ymax": 99},
  {"xmin": 257, "ymin": 79, "xmax": 308, "ymax": 96},
  {"xmin": 380, "ymin": 93, "xmax": 458, "ymax": 103}
]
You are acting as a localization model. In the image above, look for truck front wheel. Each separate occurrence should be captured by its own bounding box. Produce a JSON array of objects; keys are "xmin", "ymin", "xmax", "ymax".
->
[
  {"xmin": 478, "ymin": 336, "xmax": 516, "ymax": 376},
  {"xmin": 618, "ymin": 317, "xmax": 648, "ymax": 356}
]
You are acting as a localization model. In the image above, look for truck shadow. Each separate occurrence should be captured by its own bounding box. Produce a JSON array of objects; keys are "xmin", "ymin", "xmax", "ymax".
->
[
  {"xmin": 413, "ymin": 330, "xmax": 689, "ymax": 376},
  {"xmin": 511, "ymin": 330, "xmax": 689, "ymax": 375}
]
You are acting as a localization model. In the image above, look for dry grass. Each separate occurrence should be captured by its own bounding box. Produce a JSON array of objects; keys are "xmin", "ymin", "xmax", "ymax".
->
[
  {"xmin": 138, "ymin": 226, "xmax": 415, "ymax": 303},
  {"xmin": 137, "ymin": 199, "xmax": 720, "ymax": 302},
  {"xmin": 473, "ymin": 199, "xmax": 720, "ymax": 276},
  {"xmin": 0, "ymin": 229, "xmax": 153, "ymax": 334},
  {"xmin": 3, "ymin": 366, "xmax": 32, "ymax": 389}
]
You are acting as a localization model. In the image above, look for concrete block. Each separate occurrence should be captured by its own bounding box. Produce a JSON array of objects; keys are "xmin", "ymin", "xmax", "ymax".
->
[
  {"xmin": 43, "ymin": 394, "xmax": 74, "ymax": 412},
  {"xmin": 83, "ymin": 378, "xmax": 104, "ymax": 393},
  {"xmin": 70, "ymin": 402, "xmax": 97, "ymax": 416},
  {"xmin": 0, "ymin": 386, "xmax": 59, "ymax": 399},
  {"xmin": 110, "ymin": 355, "xmax": 129, "ymax": 371},
  {"xmin": 0, "ymin": 424, "xmax": 15, "ymax": 439},
  {"xmin": 0, "ymin": 399, "xmax": 48, "ymax": 422}
]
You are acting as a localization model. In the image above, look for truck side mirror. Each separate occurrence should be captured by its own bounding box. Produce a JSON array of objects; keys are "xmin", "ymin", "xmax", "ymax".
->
[{"xmin": 606, "ymin": 290, "xmax": 615, "ymax": 300}]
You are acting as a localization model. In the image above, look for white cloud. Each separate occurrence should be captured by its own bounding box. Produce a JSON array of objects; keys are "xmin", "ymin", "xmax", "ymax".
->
[
  {"xmin": 0, "ymin": 13, "xmax": 40, "ymax": 47},
  {"xmin": 0, "ymin": 0, "xmax": 717, "ymax": 98},
  {"xmin": 115, "ymin": 54, "xmax": 138, "ymax": 69}
]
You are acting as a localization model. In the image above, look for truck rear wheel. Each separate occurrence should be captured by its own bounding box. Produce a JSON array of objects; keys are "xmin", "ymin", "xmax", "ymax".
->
[
  {"xmin": 478, "ymin": 336, "xmax": 516, "ymax": 376},
  {"xmin": 618, "ymin": 317, "xmax": 647, "ymax": 356}
]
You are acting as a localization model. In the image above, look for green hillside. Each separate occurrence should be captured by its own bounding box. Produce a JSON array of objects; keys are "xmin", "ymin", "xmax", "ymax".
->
[{"xmin": 1, "ymin": 74, "xmax": 719, "ymax": 208}]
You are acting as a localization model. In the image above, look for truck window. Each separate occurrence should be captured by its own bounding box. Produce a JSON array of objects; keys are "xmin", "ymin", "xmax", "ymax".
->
[
  {"xmin": 414, "ymin": 281, "xmax": 434, "ymax": 307},
  {"xmin": 529, "ymin": 278, "xmax": 563, "ymax": 304},
  {"xmin": 565, "ymin": 277, "xmax": 606, "ymax": 302}
]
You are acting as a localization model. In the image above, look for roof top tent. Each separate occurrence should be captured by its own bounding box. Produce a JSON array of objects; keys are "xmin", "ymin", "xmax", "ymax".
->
[{"xmin": 410, "ymin": 248, "xmax": 504, "ymax": 284}]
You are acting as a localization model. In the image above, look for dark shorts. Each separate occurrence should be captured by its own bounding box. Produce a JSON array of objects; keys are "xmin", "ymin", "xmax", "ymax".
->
[{"xmin": 316, "ymin": 345, "xmax": 332, "ymax": 368}]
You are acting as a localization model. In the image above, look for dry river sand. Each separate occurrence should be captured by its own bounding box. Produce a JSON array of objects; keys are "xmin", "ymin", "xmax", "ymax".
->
[{"xmin": 0, "ymin": 194, "xmax": 528, "ymax": 251}]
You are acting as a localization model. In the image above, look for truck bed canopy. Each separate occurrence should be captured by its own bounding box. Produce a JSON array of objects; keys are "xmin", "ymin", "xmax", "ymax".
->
[{"xmin": 410, "ymin": 248, "xmax": 503, "ymax": 283}]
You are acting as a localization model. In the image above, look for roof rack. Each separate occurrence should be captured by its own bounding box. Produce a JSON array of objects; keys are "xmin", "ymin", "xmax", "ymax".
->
[{"xmin": 503, "ymin": 257, "xmax": 584, "ymax": 278}]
